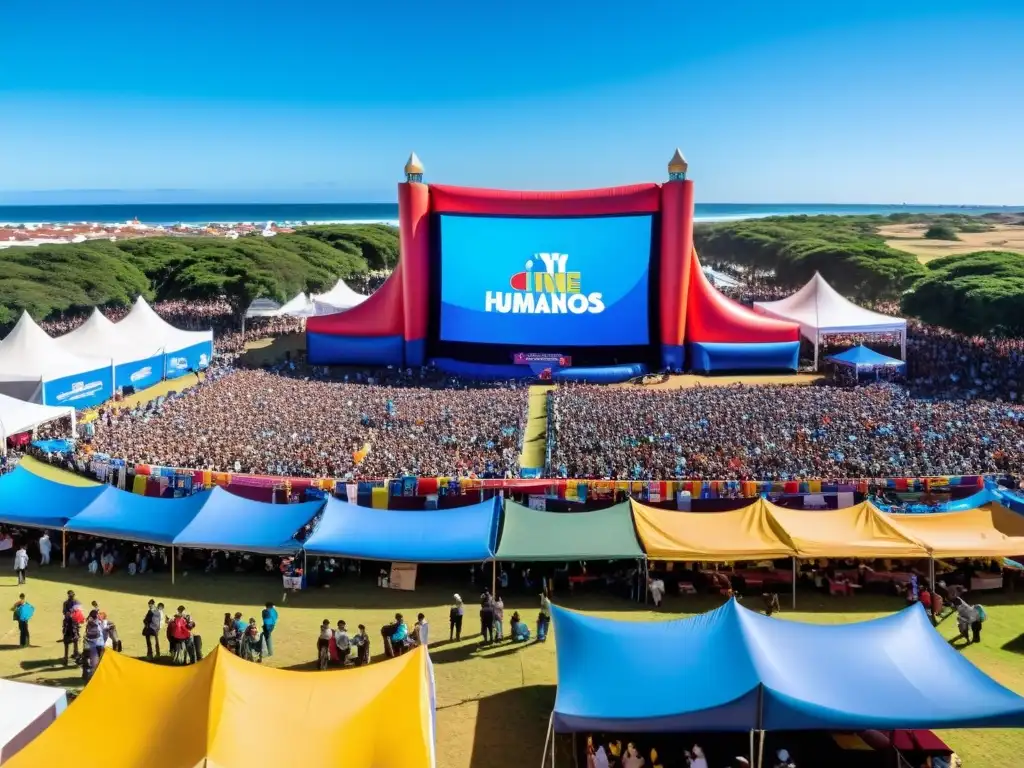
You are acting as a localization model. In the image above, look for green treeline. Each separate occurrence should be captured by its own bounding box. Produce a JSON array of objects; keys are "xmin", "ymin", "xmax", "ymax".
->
[
  {"xmin": 693, "ymin": 216, "xmax": 926, "ymax": 301},
  {"xmin": 902, "ymin": 251, "xmax": 1024, "ymax": 336},
  {"xmin": 694, "ymin": 214, "xmax": 1024, "ymax": 335},
  {"xmin": 0, "ymin": 224, "xmax": 399, "ymax": 326}
]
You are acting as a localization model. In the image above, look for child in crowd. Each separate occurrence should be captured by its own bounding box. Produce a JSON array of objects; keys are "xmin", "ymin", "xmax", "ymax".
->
[{"xmin": 353, "ymin": 624, "xmax": 371, "ymax": 666}]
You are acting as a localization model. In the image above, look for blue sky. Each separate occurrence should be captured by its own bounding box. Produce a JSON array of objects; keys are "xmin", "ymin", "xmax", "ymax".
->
[{"xmin": 1, "ymin": 0, "xmax": 1021, "ymax": 204}]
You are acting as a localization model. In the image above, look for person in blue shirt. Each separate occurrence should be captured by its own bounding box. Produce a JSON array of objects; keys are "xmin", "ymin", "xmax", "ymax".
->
[
  {"xmin": 390, "ymin": 613, "xmax": 409, "ymax": 656},
  {"xmin": 232, "ymin": 612, "xmax": 247, "ymax": 653},
  {"xmin": 261, "ymin": 601, "xmax": 278, "ymax": 657},
  {"xmin": 11, "ymin": 593, "xmax": 32, "ymax": 647}
]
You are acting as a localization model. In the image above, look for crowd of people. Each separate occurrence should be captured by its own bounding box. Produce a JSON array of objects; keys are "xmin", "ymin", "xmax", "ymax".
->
[
  {"xmin": 549, "ymin": 382, "xmax": 1024, "ymax": 480},
  {"xmin": 85, "ymin": 365, "xmax": 527, "ymax": 478}
]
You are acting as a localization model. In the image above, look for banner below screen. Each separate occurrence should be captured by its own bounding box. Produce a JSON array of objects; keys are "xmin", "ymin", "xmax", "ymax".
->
[{"xmin": 439, "ymin": 214, "xmax": 652, "ymax": 347}]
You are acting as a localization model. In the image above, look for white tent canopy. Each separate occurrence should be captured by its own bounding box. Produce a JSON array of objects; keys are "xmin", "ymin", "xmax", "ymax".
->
[
  {"xmin": 312, "ymin": 279, "xmax": 367, "ymax": 315},
  {"xmin": 116, "ymin": 297, "xmax": 213, "ymax": 353},
  {"xmin": 244, "ymin": 297, "xmax": 282, "ymax": 319},
  {"xmin": 278, "ymin": 291, "xmax": 316, "ymax": 317},
  {"xmin": 54, "ymin": 308, "xmax": 164, "ymax": 366},
  {"xmin": 0, "ymin": 313, "xmax": 113, "ymax": 403},
  {"xmin": 0, "ymin": 392, "xmax": 75, "ymax": 455},
  {"xmin": 0, "ymin": 678, "xmax": 67, "ymax": 762},
  {"xmin": 753, "ymin": 272, "xmax": 907, "ymax": 368}
]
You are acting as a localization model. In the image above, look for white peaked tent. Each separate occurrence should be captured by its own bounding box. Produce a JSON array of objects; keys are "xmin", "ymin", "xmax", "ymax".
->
[
  {"xmin": 312, "ymin": 279, "xmax": 367, "ymax": 315},
  {"xmin": 278, "ymin": 291, "xmax": 317, "ymax": 318},
  {"xmin": 0, "ymin": 679, "xmax": 67, "ymax": 762},
  {"xmin": 0, "ymin": 392, "xmax": 75, "ymax": 455},
  {"xmin": 753, "ymin": 272, "xmax": 907, "ymax": 369},
  {"xmin": 116, "ymin": 297, "xmax": 214, "ymax": 356},
  {"xmin": 244, "ymin": 297, "xmax": 282, "ymax": 319},
  {"xmin": 54, "ymin": 308, "xmax": 164, "ymax": 366},
  {"xmin": 0, "ymin": 313, "xmax": 113, "ymax": 405}
]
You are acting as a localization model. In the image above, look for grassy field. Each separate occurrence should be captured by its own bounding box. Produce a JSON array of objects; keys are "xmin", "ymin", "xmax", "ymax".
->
[{"xmin": 3, "ymin": 568, "xmax": 1023, "ymax": 767}]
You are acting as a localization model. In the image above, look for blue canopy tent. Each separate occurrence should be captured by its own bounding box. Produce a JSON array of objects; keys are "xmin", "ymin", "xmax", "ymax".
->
[
  {"xmin": 172, "ymin": 487, "xmax": 324, "ymax": 555},
  {"xmin": 66, "ymin": 488, "xmax": 208, "ymax": 546},
  {"xmin": 825, "ymin": 344, "xmax": 906, "ymax": 377},
  {"xmin": 303, "ymin": 495, "xmax": 501, "ymax": 563},
  {"xmin": 548, "ymin": 600, "xmax": 1024, "ymax": 765},
  {"xmin": 0, "ymin": 466, "xmax": 107, "ymax": 528}
]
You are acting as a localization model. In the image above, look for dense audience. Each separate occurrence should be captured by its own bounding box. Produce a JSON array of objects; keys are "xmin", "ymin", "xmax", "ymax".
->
[
  {"xmin": 86, "ymin": 366, "xmax": 526, "ymax": 478},
  {"xmin": 549, "ymin": 382, "xmax": 1024, "ymax": 480}
]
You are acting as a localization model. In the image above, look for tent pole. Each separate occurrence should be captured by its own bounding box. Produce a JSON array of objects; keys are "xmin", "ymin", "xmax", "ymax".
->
[
  {"xmin": 901, "ymin": 328, "xmax": 907, "ymax": 361},
  {"xmin": 757, "ymin": 730, "xmax": 765, "ymax": 768},
  {"xmin": 644, "ymin": 558, "xmax": 649, "ymax": 605},
  {"xmin": 749, "ymin": 730, "xmax": 755, "ymax": 766},
  {"xmin": 62, "ymin": 528, "xmax": 67, "ymax": 568},
  {"xmin": 492, "ymin": 558, "xmax": 497, "ymax": 595},
  {"xmin": 814, "ymin": 331, "xmax": 819, "ymax": 371},
  {"xmin": 792, "ymin": 557, "xmax": 797, "ymax": 610},
  {"xmin": 171, "ymin": 545, "xmax": 175, "ymax": 585},
  {"xmin": 540, "ymin": 712, "xmax": 554, "ymax": 768}
]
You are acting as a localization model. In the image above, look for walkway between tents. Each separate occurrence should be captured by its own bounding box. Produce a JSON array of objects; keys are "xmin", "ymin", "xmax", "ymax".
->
[{"xmin": 519, "ymin": 385, "xmax": 553, "ymax": 474}]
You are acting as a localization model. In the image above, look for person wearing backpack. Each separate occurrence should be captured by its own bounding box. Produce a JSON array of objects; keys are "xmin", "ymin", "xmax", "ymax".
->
[
  {"xmin": 11, "ymin": 593, "xmax": 33, "ymax": 647},
  {"xmin": 169, "ymin": 606, "xmax": 191, "ymax": 664},
  {"xmin": 972, "ymin": 604, "xmax": 987, "ymax": 643}
]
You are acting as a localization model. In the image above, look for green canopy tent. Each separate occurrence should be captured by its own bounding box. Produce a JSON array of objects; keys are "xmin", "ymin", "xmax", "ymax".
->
[
  {"xmin": 495, "ymin": 501, "xmax": 644, "ymax": 561},
  {"xmin": 494, "ymin": 501, "xmax": 646, "ymax": 600}
]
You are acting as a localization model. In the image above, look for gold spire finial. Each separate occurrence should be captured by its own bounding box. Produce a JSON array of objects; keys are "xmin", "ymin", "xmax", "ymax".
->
[
  {"xmin": 404, "ymin": 152, "xmax": 424, "ymax": 181},
  {"xmin": 667, "ymin": 148, "xmax": 688, "ymax": 178}
]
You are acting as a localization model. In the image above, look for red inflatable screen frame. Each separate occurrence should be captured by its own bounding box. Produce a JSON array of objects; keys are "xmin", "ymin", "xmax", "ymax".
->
[{"xmin": 428, "ymin": 183, "xmax": 662, "ymax": 216}]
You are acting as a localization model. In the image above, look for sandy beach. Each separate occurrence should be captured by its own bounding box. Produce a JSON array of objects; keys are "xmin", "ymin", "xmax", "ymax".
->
[{"xmin": 881, "ymin": 221, "xmax": 1024, "ymax": 262}]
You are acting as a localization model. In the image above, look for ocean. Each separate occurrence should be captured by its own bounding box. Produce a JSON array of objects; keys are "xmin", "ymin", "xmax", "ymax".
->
[{"xmin": 1, "ymin": 202, "xmax": 1022, "ymax": 227}]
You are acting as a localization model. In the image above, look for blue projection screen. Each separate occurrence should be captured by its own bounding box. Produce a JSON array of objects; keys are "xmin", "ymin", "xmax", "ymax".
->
[{"xmin": 438, "ymin": 214, "xmax": 653, "ymax": 347}]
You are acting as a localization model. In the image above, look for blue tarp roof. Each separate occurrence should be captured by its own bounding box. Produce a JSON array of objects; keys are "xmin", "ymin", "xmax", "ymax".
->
[
  {"xmin": 65, "ymin": 487, "xmax": 209, "ymax": 545},
  {"xmin": 172, "ymin": 488, "xmax": 323, "ymax": 554},
  {"xmin": 303, "ymin": 496, "xmax": 501, "ymax": 562},
  {"xmin": 552, "ymin": 600, "xmax": 1024, "ymax": 733},
  {"xmin": 0, "ymin": 466, "xmax": 107, "ymax": 528},
  {"xmin": 826, "ymin": 344, "xmax": 906, "ymax": 370}
]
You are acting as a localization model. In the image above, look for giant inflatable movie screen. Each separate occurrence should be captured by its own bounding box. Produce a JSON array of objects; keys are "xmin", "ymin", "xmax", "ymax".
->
[{"xmin": 436, "ymin": 214, "xmax": 654, "ymax": 349}]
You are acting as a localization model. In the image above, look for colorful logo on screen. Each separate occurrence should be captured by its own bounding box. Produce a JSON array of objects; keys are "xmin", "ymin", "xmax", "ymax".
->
[{"xmin": 485, "ymin": 253, "xmax": 605, "ymax": 315}]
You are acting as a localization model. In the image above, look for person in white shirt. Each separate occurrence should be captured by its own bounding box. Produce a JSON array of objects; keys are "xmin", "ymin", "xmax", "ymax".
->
[
  {"xmin": 622, "ymin": 743, "xmax": 645, "ymax": 768},
  {"xmin": 413, "ymin": 613, "xmax": 430, "ymax": 648},
  {"xmin": 38, "ymin": 533, "xmax": 51, "ymax": 566},
  {"xmin": 334, "ymin": 620, "xmax": 351, "ymax": 665},
  {"xmin": 149, "ymin": 602, "xmax": 166, "ymax": 657},
  {"xmin": 649, "ymin": 577, "xmax": 666, "ymax": 608},
  {"xmin": 13, "ymin": 546, "xmax": 28, "ymax": 584},
  {"xmin": 687, "ymin": 744, "xmax": 708, "ymax": 768}
]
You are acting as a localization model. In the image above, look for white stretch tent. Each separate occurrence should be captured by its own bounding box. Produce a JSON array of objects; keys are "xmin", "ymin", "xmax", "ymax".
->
[
  {"xmin": 312, "ymin": 279, "xmax": 367, "ymax": 315},
  {"xmin": 0, "ymin": 392, "xmax": 75, "ymax": 455},
  {"xmin": 753, "ymin": 272, "xmax": 907, "ymax": 369},
  {"xmin": 0, "ymin": 678, "xmax": 67, "ymax": 763},
  {"xmin": 0, "ymin": 313, "xmax": 113, "ymax": 406}
]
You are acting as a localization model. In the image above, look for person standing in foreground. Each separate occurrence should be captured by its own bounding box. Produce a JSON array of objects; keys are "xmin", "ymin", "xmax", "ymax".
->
[
  {"xmin": 11, "ymin": 593, "xmax": 32, "ymax": 647},
  {"xmin": 449, "ymin": 594, "xmax": 464, "ymax": 641},
  {"xmin": 13, "ymin": 545, "xmax": 28, "ymax": 585},
  {"xmin": 261, "ymin": 601, "xmax": 278, "ymax": 657},
  {"xmin": 38, "ymin": 532, "xmax": 51, "ymax": 566},
  {"xmin": 537, "ymin": 592, "xmax": 552, "ymax": 642},
  {"xmin": 493, "ymin": 597, "xmax": 504, "ymax": 641}
]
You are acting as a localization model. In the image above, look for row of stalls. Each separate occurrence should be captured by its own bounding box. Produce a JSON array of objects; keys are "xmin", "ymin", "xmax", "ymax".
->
[
  {"xmin": 0, "ymin": 297, "xmax": 213, "ymax": 409},
  {"xmin": 4, "ymin": 465, "xmax": 1024, "ymax": 593}
]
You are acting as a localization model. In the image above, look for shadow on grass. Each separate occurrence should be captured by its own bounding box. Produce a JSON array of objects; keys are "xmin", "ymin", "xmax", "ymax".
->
[
  {"xmin": 466, "ymin": 684, "xmax": 557, "ymax": 768},
  {"xmin": 1002, "ymin": 633, "xmax": 1024, "ymax": 655}
]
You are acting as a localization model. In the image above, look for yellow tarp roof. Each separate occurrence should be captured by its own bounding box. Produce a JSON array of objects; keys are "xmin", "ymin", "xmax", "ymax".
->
[
  {"xmin": 631, "ymin": 498, "xmax": 797, "ymax": 561},
  {"xmin": 887, "ymin": 504, "xmax": 1024, "ymax": 558},
  {"xmin": 764, "ymin": 500, "xmax": 929, "ymax": 559},
  {"xmin": 6, "ymin": 645, "xmax": 435, "ymax": 768}
]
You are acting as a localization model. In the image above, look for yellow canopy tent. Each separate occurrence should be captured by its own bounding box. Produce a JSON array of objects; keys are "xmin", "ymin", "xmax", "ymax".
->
[
  {"xmin": 6, "ymin": 645, "xmax": 436, "ymax": 768},
  {"xmin": 764, "ymin": 500, "xmax": 928, "ymax": 560},
  {"xmin": 630, "ymin": 498, "xmax": 796, "ymax": 561},
  {"xmin": 885, "ymin": 504, "xmax": 1024, "ymax": 558}
]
